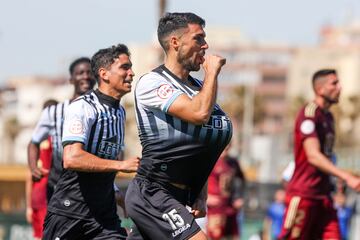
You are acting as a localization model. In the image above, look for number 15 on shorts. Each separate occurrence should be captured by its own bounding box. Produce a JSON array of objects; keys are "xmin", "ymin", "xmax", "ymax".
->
[{"xmin": 162, "ymin": 209, "xmax": 185, "ymax": 230}]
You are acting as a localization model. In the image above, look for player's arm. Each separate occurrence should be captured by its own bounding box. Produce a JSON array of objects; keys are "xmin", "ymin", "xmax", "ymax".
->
[
  {"xmin": 28, "ymin": 108, "xmax": 51, "ymax": 181},
  {"xmin": 191, "ymin": 181, "xmax": 208, "ymax": 218},
  {"xmin": 25, "ymin": 170, "xmax": 32, "ymax": 223},
  {"xmin": 231, "ymin": 161, "xmax": 246, "ymax": 210},
  {"xmin": 167, "ymin": 55, "xmax": 226, "ymax": 125},
  {"xmin": 304, "ymin": 137, "xmax": 360, "ymax": 191},
  {"xmin": 28, "ymin": 141, "xmax": 42, "ymax": 181},
  {"xmin": 62, "ymin": 100, "xmax": 139, "ymax": 173},
  {"xmin": 63, "ymin": 142, "xmax": 139, "ymax": 173}
]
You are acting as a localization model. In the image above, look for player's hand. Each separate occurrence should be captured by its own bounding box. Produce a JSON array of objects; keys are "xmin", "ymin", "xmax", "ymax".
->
[
  {"xmin": 31, "ymin": 167, "xmax": 49, "ymax": 182},
  {"xmin": 345, "ymin": 175, "xmax": 360, "ymax": 192},
  {"xmin": 119, "ymin": 157, "xmax": 140, "ymax": 173},
  {"xmin": 202, "ymin": 54, "xmax": 226, "ymax": 76},
  {"xmin": 191, "ymin": 199, "xmax": 207, "ymax": 218}
]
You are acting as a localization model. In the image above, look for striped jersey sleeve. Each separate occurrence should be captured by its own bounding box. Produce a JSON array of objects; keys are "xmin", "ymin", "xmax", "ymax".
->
[
  {"xmin": 136, "ymin": 72, "xmax": 184, "ymax": 112},
  {"xmin": 62, "ymin": 99, "xmax": 96, "ymax": 144}
]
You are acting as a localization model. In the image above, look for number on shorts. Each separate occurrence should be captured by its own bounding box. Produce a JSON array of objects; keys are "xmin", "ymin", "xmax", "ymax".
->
[{"xmin": 162, "ymin": 209, "xmax": 185, "ymax": 230}]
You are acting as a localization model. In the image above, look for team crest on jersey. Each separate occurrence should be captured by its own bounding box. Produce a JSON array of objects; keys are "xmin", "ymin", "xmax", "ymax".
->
[
  {"xmin": 157, "ymin": 84, "xmax": 173, "ymax": 99},
  {"xmin": 300, "ymin": 119, "xmax": 315, "ymax": 135},
  {"xmin": 69, "ymin": 119, "xmax": 84, "ymax": 134}
]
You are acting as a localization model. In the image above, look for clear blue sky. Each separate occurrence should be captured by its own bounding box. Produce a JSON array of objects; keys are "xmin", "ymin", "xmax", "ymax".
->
[{"xmin": 1, "ymin": 0, "xmax": 360, "ymax": 85}]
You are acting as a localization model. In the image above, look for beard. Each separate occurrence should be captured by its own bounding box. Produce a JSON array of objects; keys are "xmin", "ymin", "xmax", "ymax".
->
[
  {"xmin": 322, "ymin": 94, "xmax": 339, "ymax": 104},
  {"xmin": 177, "ymin": 48, "xmax": 201, "ymax": 72}
]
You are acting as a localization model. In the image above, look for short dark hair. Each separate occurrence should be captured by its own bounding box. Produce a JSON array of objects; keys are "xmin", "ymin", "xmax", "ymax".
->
[
  {"xmin": 157, "ymin": 12, "xmax": 205, "ymax": 51},
  {"xmin": 69, "ymin": 57, "xmax": 91, "ymax": 75},
  {"xmin": 312, "ymin": 69, "xmax": 337, "ymax": 88},
  {"xmin": 91, "ymin": 44, "xmax": 130, "ymax": 83}
]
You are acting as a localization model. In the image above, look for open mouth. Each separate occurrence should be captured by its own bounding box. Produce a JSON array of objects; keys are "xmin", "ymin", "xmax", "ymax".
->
[
  {"xmin": 197, "ymin": 55, "xmax": 205, "ymax": 64},
  {"xmin": 124, "ymin": 80, "xmax": 133, "ymax": 87},
  {"xmin": 197, "ymin": 51, "xmax": 205, "ymax": 64}
]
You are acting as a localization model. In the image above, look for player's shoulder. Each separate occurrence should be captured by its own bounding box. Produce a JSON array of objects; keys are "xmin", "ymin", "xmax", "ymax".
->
[
  {"xmin": 41, "ymin": 100, "xmax": 64, "ymax": 119},
  {"xmin": 67, "ymin": 92, "xmax": 97, "ymax": 113},
  {"xmin": 71, "ymin": 91, "xmax": 95, "ymax": 105},
  {"xmin": 304, "ymin": 102, "xmax": 319, "ymax": 117},
  {"xmin": 135, "ymin": 70, "xmax": 168, "ymax": 96},
  {"xmin": 137, "ymin": 70, "xmax": 163, "ymax": 86},
  {"xmin": 297, "ymin": 103, "xmax": 319, "ymax": 135},
  {"xmin": 298, "ymin": 102, "xmax": 319, "ymax": 119}
]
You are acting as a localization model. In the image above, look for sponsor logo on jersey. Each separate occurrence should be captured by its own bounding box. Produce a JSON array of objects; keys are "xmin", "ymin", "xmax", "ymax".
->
[
  {"xmin": 98, "ymin": 135, "xmax": 121, "ymax": 158},
  {"xmin": 157, "ymin": 84, "xmax": 173, "ymax": 99},
  {"xmin": 203, "ymin": 115, "xmax": 231, "ymax": 130},
  {"xmin": 172, "ymin": 223, "xmax": 190, "ymax": 237}
]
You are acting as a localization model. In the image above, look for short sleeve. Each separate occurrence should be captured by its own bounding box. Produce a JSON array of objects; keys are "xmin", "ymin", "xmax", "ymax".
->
[
  {"xmin": 31, "ymin": 106, "xmax": 53, "ymax": 144},
  {"xmin": 297, "ymin": 110, "xmax": 318, "ymax": 141},
  {"xmin": 62, "ymin": 100, "xmax": 95, "ymax": 144},
  {"xmin": 135, "ymin": 72, "xmax": 184, "ymax": 112}
]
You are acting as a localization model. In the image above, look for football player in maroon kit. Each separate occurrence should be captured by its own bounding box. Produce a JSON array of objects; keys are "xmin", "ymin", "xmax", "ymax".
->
[
  {"xmin": 207, "ymin": 144, "xmax": 245, "ymax": 240},
  {"xmin": 279, "ymin": 69, "xmax": 360, "ymax": 239}
]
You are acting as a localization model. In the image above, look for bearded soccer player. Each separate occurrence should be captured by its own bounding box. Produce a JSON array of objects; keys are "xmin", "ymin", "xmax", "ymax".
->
[
  {"xmin": 279, "ymin": 69, "xmax": 360, "ymax": 240},
  {"xmin": 125, "ymin": 12, "xmax": 232, "ymax": 240}
]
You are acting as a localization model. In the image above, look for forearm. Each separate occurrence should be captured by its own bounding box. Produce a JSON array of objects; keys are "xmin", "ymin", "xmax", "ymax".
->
[
  {"xmin": 191, "ymin": 73, "xmax": 218, "ymax": 121},
  {"xmin": 191, "ymin": 182, "xmax": 208, "ymax": 218},
  {"xmin": 63, "ymin": 145, "xmax": 123, "ymax": 172},
  {"xmin": 305, "ymin": 138, "xmax": 352, "ymax": 181},
  {"xmin": 27, "ymin": 142, "xmax": 40, "ymax": 170},
  {"xmin": 25, "ymin": 171, "xmax": 32, "ymax": 208},
  {"xmin": 232, "ymin": 177, "xmax": 245, "ymax": 200},
  {"xmin": 308, "ymin": 151, "xmax": 350, "ymax": 181}
]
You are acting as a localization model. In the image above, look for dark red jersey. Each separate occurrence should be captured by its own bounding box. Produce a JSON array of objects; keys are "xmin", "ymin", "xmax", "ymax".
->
[
  {"xmin": 287, "ymin": 102, "xmax": 335, "ymax": 199},
  {"xmin": 208, "ymin": 156, "xmax": 243, "ymax": 215}
]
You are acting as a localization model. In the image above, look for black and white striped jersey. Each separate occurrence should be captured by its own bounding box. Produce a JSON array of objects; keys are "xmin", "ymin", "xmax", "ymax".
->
[
  {"xmin": 31, "ymin": 100, "xmax": 70, "ymax": 189},
  {"xmin": 134, "ymin": 65, "xmax": 233, "ymax": 204},
  {"xmin": 47, "ymin": 89, "xmax": 125, "ymax": 221}
]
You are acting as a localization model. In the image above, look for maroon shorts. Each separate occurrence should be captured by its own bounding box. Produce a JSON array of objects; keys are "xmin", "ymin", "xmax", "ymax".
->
[
  {"xmin": 207, "ymin": 213, "xmax": 239, "ymax": 240},
  {"xmin": 278, "ymin": 195, "xmax": 340, "ymax": 240},
  {"xmin": 32, "ymin": 207, "xmax": 47, "ymax": 238}
]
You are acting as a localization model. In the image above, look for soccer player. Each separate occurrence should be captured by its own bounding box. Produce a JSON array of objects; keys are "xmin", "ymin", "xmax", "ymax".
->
[
  {"xmin": 125, "ymin": 12, "xmax": 232, "ymax": 240},
  {"xmin": 207, "ymin": 144, "xmax": 246, "ymax": 240},
  {"xmin": 279, "ymin": 69, "xmax": 360, "ymax": 239},
  {"xmin": 28, "ymin": 57, "xmax": 96, "ymax": 200},
  {"xmin": 25, "ymin": 99, "xmax": 57, "ymax": 240},
  {"xmin": 43, "ymin": 44, "xmax": 140, "ymax": 239}
]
